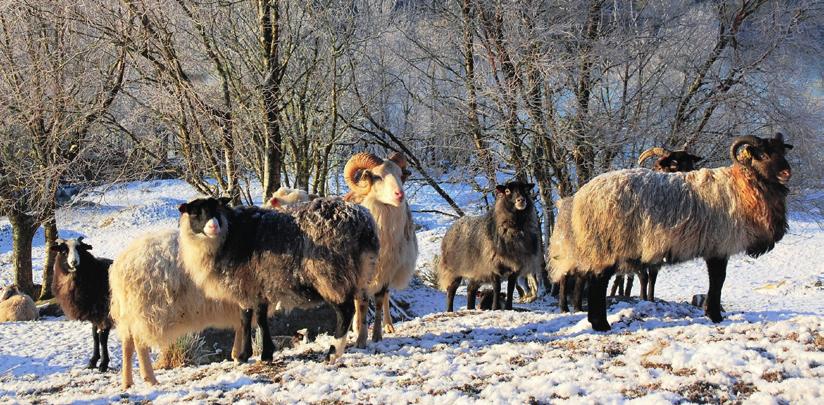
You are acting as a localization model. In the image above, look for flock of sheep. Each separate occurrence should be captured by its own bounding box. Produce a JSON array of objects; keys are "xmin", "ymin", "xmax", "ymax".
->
[{"xmin": 0, "ymin": 133, "xmax": 793, "ymax": 390}]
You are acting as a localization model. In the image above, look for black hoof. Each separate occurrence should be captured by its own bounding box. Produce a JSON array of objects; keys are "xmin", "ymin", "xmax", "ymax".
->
[
  {"xmin": 325, "ymin": 345, "xmax": 335, "ymax": 361},
  {"xmin": 87, "ymin": 359, "xmax": 99, "ymax": 369},
  {"xmin": 706, "ymin": 310, "xmax": 724, "ymax": 323},
  {"xmin": 591, "ymin": 319, "xmax": 611, "ymax": 332},
  {"xmin": 98, "ymin": 362, "xmax": 109, "ymax": 373}
]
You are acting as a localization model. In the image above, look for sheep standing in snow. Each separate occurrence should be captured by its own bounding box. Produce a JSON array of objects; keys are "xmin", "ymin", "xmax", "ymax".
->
[
  {"xmin": 609, "ymin": 148, "xmax": 704, "ymax": 300},
  {"xmin": 110, "ymin": 230, "xmax": 245, "ymax": 388},
  {"xmin": 439, "ymin": 181, "xmax": 542, "ymax": 312},
  {"xmin": 0, "ymin": 285, "xmax": 38, "ymax": 322},
  {"xmin": 343, "ymin": 152, "xmax": 418, "ymax": 345},
  {"xmin": 548, "ymin": 198, "xmax": 585, "ymax": 313},
  {"xmin": 177, "ymin": 197, "xmax": 379, "ymax": 363},
  {"xmin": 51, "ymin": 238, "xmax": 113, "ymax": 371},
  {"xmin": 570, "ymin": 133, "xmax": 792, "ymax": 331}
]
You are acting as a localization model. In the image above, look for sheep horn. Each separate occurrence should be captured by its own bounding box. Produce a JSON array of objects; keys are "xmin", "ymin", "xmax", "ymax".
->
[
  {"xmin": 344, "ymin": 152, "xmax": 384, "ymax": 195},
  {"xmin": 388, "ymin": 152, "xmax": 412, "ymax": 182},
  {"xmin": 729, "ymin": 136, "xmax": 762, "ymax": 165},
  {"xmin": 637, "ymin": 147, "xmax": 670, "ymax": 167}
]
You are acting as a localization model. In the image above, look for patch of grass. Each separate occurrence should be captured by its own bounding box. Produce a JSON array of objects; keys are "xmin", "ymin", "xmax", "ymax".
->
[
  {"xmin": 760, "ymin": 370, "xmax": 785, "ymax": 383},
  {"xmin": 813, "ymin": 333, "xmax": 824, "ymax": 351},
  {"xmin": 155, "ymin": 333, "xmax": 208, "ymax": 369},
  {"xmin": 679, "ymin": 381, "xmax": 722, "ymax": 403},
  {"xmin": 640, "ymin": 360, "xmax": 673, "ymax": 372},
  {"xmin": 673, "ymin": 368, "xmax": 696, "ymax": 377}
]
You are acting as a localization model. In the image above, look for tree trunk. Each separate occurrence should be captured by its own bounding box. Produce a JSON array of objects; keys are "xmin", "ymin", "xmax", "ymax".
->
[
  {"xmin": 9, "ymin": 212, "xmax": 38, "ymax": 297},
  {"xmin": 39, "ymin": 209, "xmax": 58, "ymax": 300},
  {"xmin": 260, "ymin": 0, "xmax": 282, "ymax": 201}
]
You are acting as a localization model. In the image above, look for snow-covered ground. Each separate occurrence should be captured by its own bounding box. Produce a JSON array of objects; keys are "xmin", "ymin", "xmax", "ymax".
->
[{"xmin": 1, "ymin": 179, "xmax": 822, "ymax": 404}]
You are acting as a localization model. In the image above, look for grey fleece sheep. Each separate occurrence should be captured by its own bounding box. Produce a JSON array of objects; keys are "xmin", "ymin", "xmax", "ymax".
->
[
  {"xmin": 177, "ymin": 197, "xmax": 379, "ymax": 363},
  {"xmin": 439, "ymin": 181, "xmax": 543, "ymax": 312},
  {"xmin": 569, "ymin": 133, "xmax": 793, "ymax": 331}
]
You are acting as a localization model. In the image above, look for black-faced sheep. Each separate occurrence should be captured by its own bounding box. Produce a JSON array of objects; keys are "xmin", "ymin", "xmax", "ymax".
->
[
  {"xmin": 571, "ymin": 133, "xmax": 792, "ymax": 331},
  {"xmin": 610, "ymin": 148, "xmax": 704, "ymax": 300},
  {"xmin": 439, "ymin": 181, "xmax": 542, "ymax": 312},
  {"xmin": 51, "ymin": 237, "xmax": 113, "ymax": 372},
  {"xmin": 0, "ymin": 285, "xmax": 38, "ymax": 322},
  {"xmin": 177, "ymin": 197, "xmax": 379, "ymax": 363},
  {"xmin": 343, "ymin": 152, "xmax": 418, "ymax": 346},
  {"xmin": 109, "ymin": 230, "xmax": 245, "ymax": 389}
]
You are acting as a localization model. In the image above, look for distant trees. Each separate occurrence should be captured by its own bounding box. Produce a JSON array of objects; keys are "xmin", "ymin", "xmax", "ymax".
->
[{"xmin": 2, "ymin": 0, "xmax": 823, "ymax": 295}]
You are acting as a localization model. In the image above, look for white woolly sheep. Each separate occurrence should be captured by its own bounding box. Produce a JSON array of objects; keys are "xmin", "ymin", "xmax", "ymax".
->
[
  {"xmin": 263, "ymin": 186, "xmax": 316, "ymax": 209},
  {"xmin": 343, "ymin": 152, "xmax": 419, "ymax": 346},
  {"xmin": 109, "ymin": 229, "xmax": 244, "ymax": 389},
  {"xmin": 570, "ymin": 133, "xmax": 793, "ymax": 331},
  {"xmin": 0, "ymin": 285, "xmax": 37, "ymax": 322}
]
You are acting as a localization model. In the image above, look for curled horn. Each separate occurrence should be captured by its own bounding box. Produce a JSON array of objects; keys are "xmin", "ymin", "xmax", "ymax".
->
[
  {"xmin": 637, "ymin": 147, "xmax": 670, "ymax": 167},
  {"xmin": 729, "ymin": 135, "xmax": 762, "ymax": 165},
  {"xmin": 388, "ymin": 152, "xmax": 411, "ymax": 182},
  {"xmin": 344, "ymin": 152, "xmax": 384, "ymax": 195}
]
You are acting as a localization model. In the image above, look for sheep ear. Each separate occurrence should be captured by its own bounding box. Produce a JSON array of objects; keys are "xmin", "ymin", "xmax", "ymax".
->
[
  {"xmin": 178, "ymin": 203, "xmax": 188, "ymax": 214},
  {"xmin": 495, "ymin": 185, "xmax": 507, "ymax": 195},
  {"xmin": 218, "ymin": 197, "xmax": 232, "ymax": 207},
  {"xmin": 80, "ymin": 243, "xmax": 93, "ymax": 250},
  {"xmin": 689, "ymin": 154, "xmax": 704, "ymax": 164},
  {"xmin": 525, "ymin": 183, "xmax": 535, "ymax": 190},
  {"xmin": 783, "ymin": 143, "xmax": 793, "ymax": 150},
  {"xmin": 269, "ymin": 198, "xmax": 281, "ymax": 207},
  {"xmin": 359, "ymin": 169, "xmax": 375, "ymax": 185}
]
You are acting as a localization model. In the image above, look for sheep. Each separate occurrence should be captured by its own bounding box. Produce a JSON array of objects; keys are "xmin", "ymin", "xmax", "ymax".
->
[
  {"xmin": 548, "ymin": 197, "xmax": 586, "ymax": 313},
  {"xmin": 263, "ymin": 186, "xmax": 316, "ymax": 209},
  {"xmin": 109, "ymin": 229, "xmax": 245, "ymax": 389},
  {"xmin": 570, "ymin": 133, "xmax": 792, "ymax": 331},
  {"xmin": 0, "ymin": 285, "xmax": 38, "ymax": 322},
  {"xmin": 343, "ymin": 152, "xmax": 418, "ymax": 345},
  {"xmin": 50, "ymin": 237, "xmax": 113, "ymax": 372},
  {"xmin": 610, "ymin": 147, "xmax": 704, "ymax": 300},
  {"xmin": 177, "ymin": 196, "xmax": 380, "ymax": 363},
  {"xmin": 439, "ymin": 181, "xmax": 543, "ymax": 312}
]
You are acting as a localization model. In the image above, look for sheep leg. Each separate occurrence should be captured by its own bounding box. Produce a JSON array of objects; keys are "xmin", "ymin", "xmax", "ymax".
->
[
  {"xmin": 256, "ymin": 302, "xmax": 275, "ymax": 362},
  {"xmin": 647, "ymin": 265, "xmax": 660, "ymax": 302},
  {"xmin": 121, "ymin": 334, "xmax": 135, "ymax": 389},
  {"xmin": 610, "ymin": 275, "xmax": 624, "ymax": 297},
  {"xmin": 98, "ymin": 327, "xmax": 110, "ymax": 372},
  {"xmin": 445, "ymin": 277, "xmax": 462, "ymax": 312},
  {"xmin": 382, "ymin": 293, "xmax": 395, "ymax": 334},
  {"xmin": 354, "ymin": 295, "xmax": 369, "ymax": 348},
  {"xmin": 88, "ymin": 323, "xmax": 100, "ymax": 369},
  {"xmin": 327, "ymin": 298, "xmax": 355, "ymax": 364},
  {"xmin": 492, "ymin": 276, "xmax": 503, "ymax": 310},
  {"xmin": 588, "ymin": 266, "xmax": 616, "ymax": 332},
  {"xmin": 237, "ymin": 307, "xmax": 254, "ymax": 363},
  {"xmin": 135, "ymin": 344, "xmax": 158, "ymax": 386},
  {"xmin": 558, "ymin": 275, "xmax": 570, "ymax": 313},
  {"xmin": 465, "ymin": 280, "xmax": 479, "ymax": 310},
  {"xmin": 638, "ymin": 268, "xmax": 650, "ymax": 301},
  {"xmin": 230, "ymin": 323, "xmax": 244, "ymax": 361},
  {"xmin": 505, "ymin": 273, "xmax": 518, "ymax": 310},
  {"xmin": 704, "ymin": 257, "xmax": 727, "ymax": 323},
  {"xmin": 372, "ymin": 287, "xmax": 387, "ymax": 342},
  {"xmin": 624, "ymin": 274, "xmax": 634, "ymax": 298},
  {"xmin": 572, "ymin": 275, "xmax": 585, "ymax": 312}
]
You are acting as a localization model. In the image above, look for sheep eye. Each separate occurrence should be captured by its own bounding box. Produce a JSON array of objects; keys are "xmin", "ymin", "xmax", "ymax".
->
[
  {"xmin": 504, "ymin": 189, "xmax": 511, "ymax": 195},
  {"xmin": 372, "ymin": 174, "xmax": 382, "ymax": 182}
]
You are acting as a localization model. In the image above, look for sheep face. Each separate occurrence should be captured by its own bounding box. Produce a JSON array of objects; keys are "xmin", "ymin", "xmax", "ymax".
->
[
  {"xmin": 1, "ymin": 285, "xmax": 19, "ymax": 301},
  {"xmin": 733, "ymin": 133, "xmax": 793, "ymax": 185},
  {"xmin": 178, "ymin": 197, "xmax": 231, "ymax": 239},
  {"xmin": 361, "ymin": 161, "xmax": 406, "ymax": 207},
  {"xmin": 494, "ymin": 182, "xmax": 535, "ymax": 212},
  {"xmin": 52, "ymin": 238, "xmax": 94, "ymax": 272},
  {"xmin": 654, "ymin": 151, "xmax": 703, "ymax": 173}
]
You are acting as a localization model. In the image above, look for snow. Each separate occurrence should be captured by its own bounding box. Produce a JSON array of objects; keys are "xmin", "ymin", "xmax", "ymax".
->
[{"xmin": 1, "ymin": 179, "xmax": 823, "ymax": 404}]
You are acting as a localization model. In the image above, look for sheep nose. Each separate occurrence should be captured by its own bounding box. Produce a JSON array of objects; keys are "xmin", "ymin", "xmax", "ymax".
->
[
  {"xmin": 778, "ymin": 168, "xmax": 791, "ymax": 181},
  {"xmin": 394, "ymin": 190, "xmax": 404, "ymax": 200}
]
